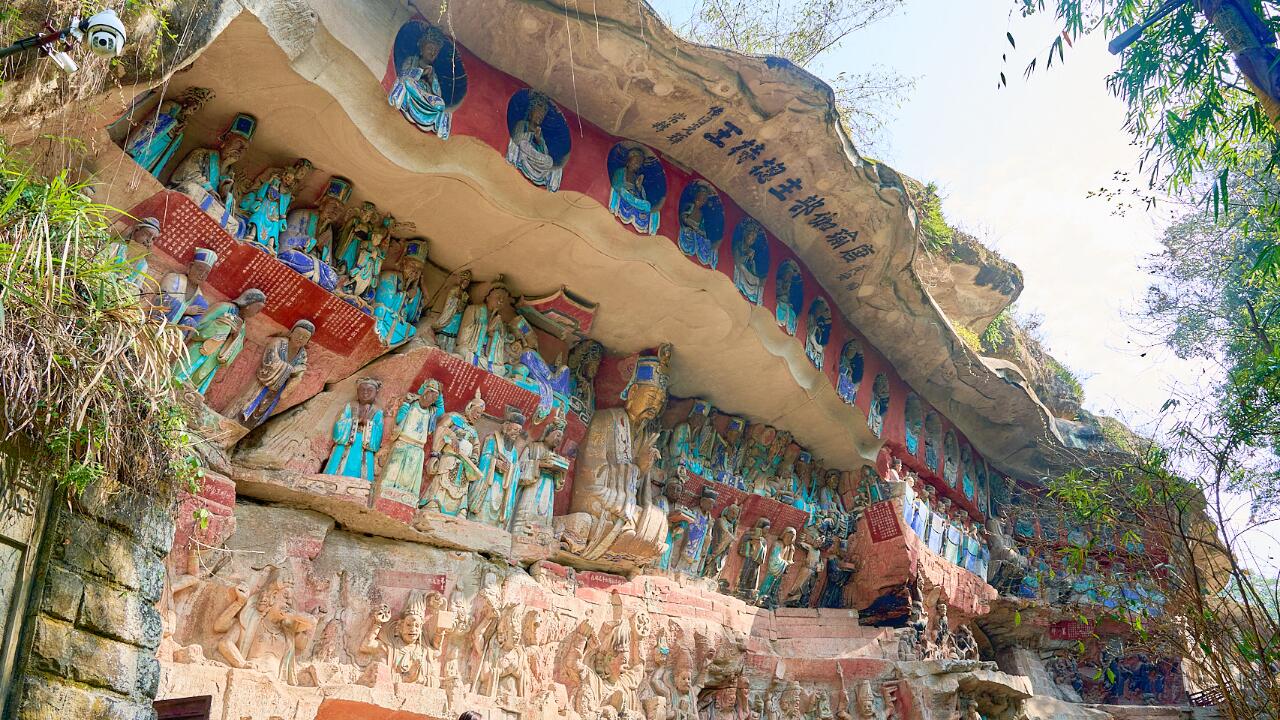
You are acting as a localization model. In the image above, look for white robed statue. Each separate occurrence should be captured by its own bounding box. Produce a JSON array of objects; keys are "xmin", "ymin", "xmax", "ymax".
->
[
  {"xmin": 506, "ymin": 92, "xmax": 564, "ymax": 191},
  {"xmin": 389, "ymin": 26, "xmax": 454, "ymax": 138}
]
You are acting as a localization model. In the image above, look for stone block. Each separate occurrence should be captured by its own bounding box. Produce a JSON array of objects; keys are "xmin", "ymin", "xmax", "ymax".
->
[
  {"xmin": 15, "ymin": 674, "xmax": 103, "ymax": 720},
  {"xmin": 56, "ymin": 514, "xmax": 144, "ymax": 591},
  {"xmin": 67, "ymin": 627, "xmax": 140, "ymax": 696},
  {"xmin": 41, "ymin": 565, "xmax": 84, "ymax": 622},
  {"xmin": 75, "ymin": 483, "xmax": 176, "ymax": 556},
  {"xmin": 78, "ymin": 581, "xmax": 162, "ymax": 650},
  {"xmin": 30, "ymin": 616, "xmax": 73, "ymax": 679}
]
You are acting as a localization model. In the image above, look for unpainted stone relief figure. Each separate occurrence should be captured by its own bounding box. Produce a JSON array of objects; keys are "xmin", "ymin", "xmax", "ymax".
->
[
  {"xmin": 735, "ymin": 518, "xmax": 770, "ymax": 602},
  {"xmin": 701, "ymin": 502, "xmax": 741, "ymax": 582},
  {"xmin": 212, "ymin": 566, "xmax": 316, "ymax": 684},
  {"xmin": 356, "ymin": 590, "xmax": 445, "ymax": 686}
]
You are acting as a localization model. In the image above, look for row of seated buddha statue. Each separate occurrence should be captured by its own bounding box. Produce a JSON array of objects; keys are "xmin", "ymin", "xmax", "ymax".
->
[{"xmin": 885, "ymin": 458, "xmax": 991, "ymax": 581}]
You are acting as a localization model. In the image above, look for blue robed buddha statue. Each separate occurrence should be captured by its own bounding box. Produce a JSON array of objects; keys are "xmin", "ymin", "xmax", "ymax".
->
[
  {"xmin": 609, "ymin": 147, "xmax": 662, "ymax": 235},
  {"xmin": 506, "ymin": 92, "xmax": 565, "ymax": 192},
  {"xmin": 389, "ymin": 26, "xmax": 454, "ymax": 138},
  {"xmin": 678, "ymin": 183, "xmax": 720, "ymax": 268}
]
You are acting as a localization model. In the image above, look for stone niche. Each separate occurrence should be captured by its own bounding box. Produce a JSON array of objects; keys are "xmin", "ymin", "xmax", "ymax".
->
[{"xmin": 158, "ymin": 502, "xmax": 1034, "ymax": 720}]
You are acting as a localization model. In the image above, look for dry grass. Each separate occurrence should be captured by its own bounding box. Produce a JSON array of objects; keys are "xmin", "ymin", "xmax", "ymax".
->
[{"xmin": 0, "ymin": 141, "xmax": 191, "ymax": 500}]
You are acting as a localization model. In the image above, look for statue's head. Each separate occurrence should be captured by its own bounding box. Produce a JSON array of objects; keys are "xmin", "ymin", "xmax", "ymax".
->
[
  {"xmin": 688, "ymin": 399, "xmax": 710, "ymax": 428},
  {"xmin": 130, "ymin": 216, "xmax": 161, "ymax": 246},
  {"xmin": 625, "ymin": 147, "xmax": 646, "ymax": 171},
  {"xmin": 502, "ymin": 410, "xmax": 525, "ymax": 441},
  {"xmin": 286, "ymin": 158, "xmax": 314, "ymax": 190},
  {"xmin": 398, "ymin": 592, "xmax": 427, "ymax": 644},
  {"xmin": 456, "ymin": 268, "xmax": 474, "ymax": 288},
  {"xmin": 289, "ymin": 319, "xmax": 315, "ymax": 347},
  {"xmin": 855, "ymin": 680, "xmax": 875, "ymax": 717},
  {"xmin": 781, "ymin": 527, "xmax": 797, "ymax": 545},
  {"xmin": 318, "ymin": 197, "xmax": 345, "ymax": 223},
  {"xmin": 663, "ymin": 473, "xmax": 685, "ymax": 501},
  {"xmin": 674, "ymin": 665, "xmax": 693, "ymax": 693},
  {"xmin": 256, "ymin": 568, "xmax": 293, "ymax": 613},
  {"xmin": 418, "ymin": 27, "xmax": 446, "ymax": 59},
  {"xmin": 528, "ymin": 93, "xmax": 549, "ymax": 124},
  {"xmin": 724, "ymin": 417, "xmax": 744, "ymax": 444},
  {"xmin": 723, "ymin": 502, "xmax": 742, "ymax": 522},
  {"xmin": 402, "ymin": 258, "xmax": 424, "ymax": 285},
  {"xmin": 356, "ymin": 377, "xmax": 382, "ymax": 405},
  {"xmin": 485, "ymin": 282, "xmax": 512, "ymax": 313},
  {"xmin": 418, "ymin": 378, "xmax": 442, "ymax": 406},
  {"xmin": 543, "ymin": 413, "xmax": 567, "ymax": 447},
  {"xmin": 699, "ymin": 487, "xmax": 718, "ymax": 512},
  {"xmin": 692, "ymin": 182, "xmax": 711, "ymax": 205},
  {"xmin": 235, "ymin": 288, "xmax": 267, "ymax": 319},
  {"xmin": 189, "ymin": 247, "xmax": 217, "ymax": 283},
  {"xmin": 220, "ymin": 134, "xmax": 249, "ymax": 163}
]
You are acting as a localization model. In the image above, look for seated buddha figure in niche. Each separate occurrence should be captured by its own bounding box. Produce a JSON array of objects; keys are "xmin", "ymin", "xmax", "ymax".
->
[
  {"xmin": 609, "ymin": 144, "xmax": 664, "ymax": 235},
  {"xmin": 678, "ymin": 181, "xmax": 721, "ymax": 268},
  {"xmin": 389, "ymin": 25, "xmax": 455, "ymax": 138},
  {"xmin": 507, "ymin": 91, "xmax": 566, "ymax": 192}
]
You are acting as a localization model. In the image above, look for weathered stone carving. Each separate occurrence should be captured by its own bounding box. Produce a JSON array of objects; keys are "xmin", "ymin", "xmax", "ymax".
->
[
  {"xmin": 170, "ymin": 112, "xmax": 256, "ymax": 235},
  {"xmin": 159, "ymin": 247, "xmax": 215, "ymax": 331},
  {"xmin": 735, "ymin": 518, "xmax": 770, "ymax": 602},
  {"xmin": 422, "ymin": 389, "xmax": 485, "ymax": 517},
  {"xmin": 236, "ymin": 319, "xmax": 314, "ymax": 428},
  {"xmin": 124, "ymin": 87, "xmax": 215, "ymax": 177},
  {"xmin": 459, "ymin": 276, "xmax": 517, "ymax": 376},
  {"xmin": 176, "ymin": 288, "xmax": 266, "ymax": 394},
  {"xmin": 513, "ymin": 412, "xmax": 569, "ymax": 536},
  {"xmin": 212, "ymin": 566, "xmax": 315, "ymax": 684},
  {"xmin": 470, "ymin": 409, "xmax": 526, "ymax": 527},
  {"xmin": 757, "ymin": 527, "xmax": 797, "ymax": 609},
  {"xmin": 702, "ymin": 502, "xmax": 741, "ymax": 581},
  {"xmin": 378, "ymin": 378, "xmax": 445, "ymax": 507},
  {"xmin": 324, "ymin": 377, "xmax": 384, "ymax": 481}
]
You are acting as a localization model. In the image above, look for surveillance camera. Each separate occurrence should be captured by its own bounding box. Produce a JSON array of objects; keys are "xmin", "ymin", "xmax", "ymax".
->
[{"xmin": 82, "ymin": 9, "xmax": 126, "ymax": 56}]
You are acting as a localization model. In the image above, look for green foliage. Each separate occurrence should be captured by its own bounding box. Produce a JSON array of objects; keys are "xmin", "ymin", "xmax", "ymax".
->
[
  {"xmin": 981, "ymin": 309, "xmax": 1013, "ymax": 350},
  {"xmin": 0, "ymin": 140, "xmax": 196, "ymax": 501},
  {"xmin": 1045, "ymin": 356, "xmax": 1084, "ymax": 402},
  {"xmin": 917, "ymin": 181, "xmax": 953, "ymax": 253},
  {"xmin": 954, "ymin": 324, "xmax": 982, "ymax": 353}
]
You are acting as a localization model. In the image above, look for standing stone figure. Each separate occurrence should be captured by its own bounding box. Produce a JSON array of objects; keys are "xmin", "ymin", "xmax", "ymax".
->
[
  {"xmin": 701, "ymin": 502, "xmax": 741, "ymax": 580},
  {"xmin": 324, "ymin": 377, "xmax": 385, "ymax": 482},
  {"xmin": 123, "ymin": 87, "xmax": 214, "ymax": 177},
  {"xmin": 430, "ymin": 269, "xmax": 473, "ymax": 353},
  {"xmin": 470, "ymin": 409, "xmax": 526, "ymax": 527},
  {"xmin": 239, "ymin": 158, "xmax": 312, "ymax": 253},
  {"xmin": 176, "ymin": 288, "xmax": 266, "ymax": 394},
  {"xmin": 819, "ymin": 542, "xmax": 858, "ymax": 609},
  {"xmin": 736, "ymin": 518, "xmax": 771, "ymax": 601},
  {"xmin": 757, "ymin": 527, "xmax": 798, "ymax": 609},
  {"xmin": 237, "ymin": 319, "xmax": 314, "ymax": 428},
  {"xmin": 372, "ymin": 237, "xmax": 428, "ymax": 346},
  {"xmin": 785, "ymin": 526, "xmax": 828, "ymax": 608},
  {"xmin": 457, "ymin": 277, "xmax": 516, "ymax": 375},
  {"xmin": 379, "ymin": 379, "xmax": 445, "ymax": 507},
  {"xmin": 357, "ymin": 591, "xmax": 441, "ymax": 685},
  {"xmin": 421, "ymin": 390, "xmax": 485, "ymax": 517},
  {"xmin": 512, "ymin": 413, "xmax": 569, "ymax": 536}
]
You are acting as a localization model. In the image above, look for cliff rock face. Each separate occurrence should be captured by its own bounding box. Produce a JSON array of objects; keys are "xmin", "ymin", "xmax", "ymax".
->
[{"xmin": 915, "ymin": 230, "xmax": 1023, "ymax": 335}]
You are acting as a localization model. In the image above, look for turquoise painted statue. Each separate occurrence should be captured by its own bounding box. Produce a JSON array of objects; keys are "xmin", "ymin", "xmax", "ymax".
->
[
  {"xmin": 678, "ymin": 183, "xmax": 719, "ymax": 268},
  {"xmin": 378, "ymin": 379, "xmax": 445, "ymax": 507},
  {"xmin": 324, "ymin": 377, "xmax": 385, "ymax": 482},
  {"xmin": 732, "ymin": 219, "xmax": 769, "ymax": 304},
  {"xmin": 469, "ymin": 410, "xmax": 525, "ymax": 528},
  {"xmin": 334, "ymin": 201, "xmax": 378, "ymax": 280},
  {"xmin": 421, "ymin": 390, "xmax": 485, "ymax": 516},
  {"xmin": 175, "ymin": 289, "xmax": 266, "ymax": 394},
  {"xmin": 609, "ymin": 147, "xmax": 661, "ymax": 234},
  {"xmin": 237, "ymin": 319, "xmax": 313, "ymax": 428},
  {"xmin": 775, "ymin": 262, "xmax": 802, "ymax": 335},
  {"xmin": 239, "ymin": 159, "xmax": 313, "ymax": 254},
  {"xmin": 372, "ymin": 238, "xmax": 427, "ymax": 346},
  {"xmin": 169, "ymin": 113, "xmax": 256, "ymax": 238},
  {"xmin": 667, "ymin": 400, "xmax": 715, "ymax": 476},
  {"xmin": 506, "ymin": 92, "xmax": 563, "ymax": 191},
  {"xmin": 757, "ymin": 527, "xmax": 797, "ymax": 609},
  {"xmin": 511, "ymin": 414, "xmax": 568, "ymax": 535},
  {"xmin": 456, "ymin": 277, "xmax": 516, "ymax": 376},
  {"xmin": 346, "ymin": 214, "xmax": 395, "ymax": 300},
  {"xmin": 122, "ymin": 87, "xmax": 213, "ymax": 178},
  {"xmin": 389, "ymin": 27, "xmax": 453, "ymax": 138}
]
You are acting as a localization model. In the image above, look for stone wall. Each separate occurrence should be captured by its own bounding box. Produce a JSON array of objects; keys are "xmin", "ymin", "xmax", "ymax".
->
[{"xmin": 12, "ymin": 485, "xmax": 174, "ymax": 720}]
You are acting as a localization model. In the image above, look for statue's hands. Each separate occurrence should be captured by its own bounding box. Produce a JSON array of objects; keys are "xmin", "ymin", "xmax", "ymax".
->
[
  {"xmin": 375, "ymin": 603, "xmax": 392, "ymax": 624},
  {"xmin": 230, "ymin": 583, "xmax": 250, "ymax": 603}
]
